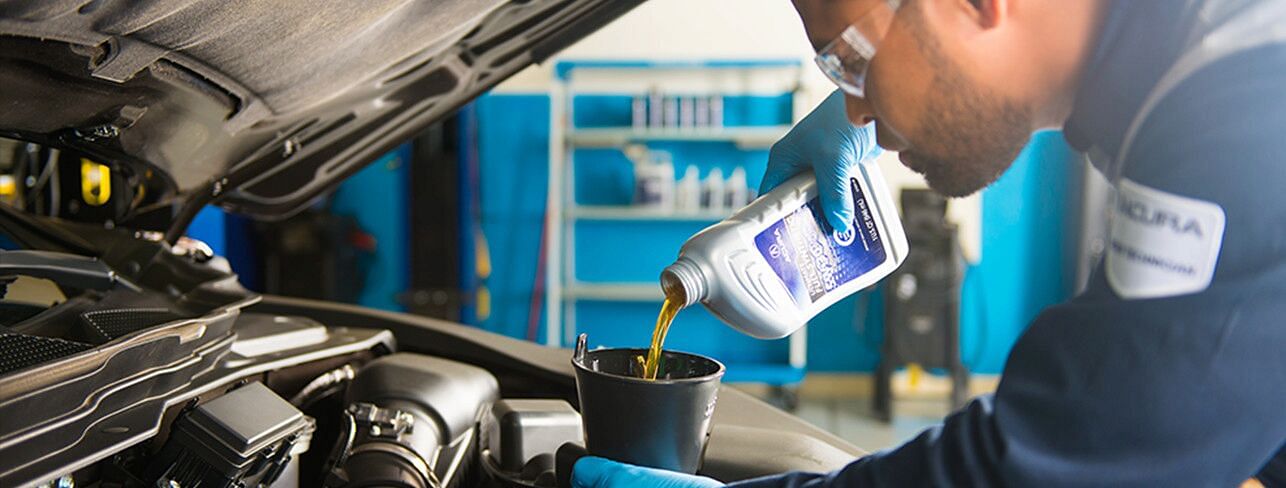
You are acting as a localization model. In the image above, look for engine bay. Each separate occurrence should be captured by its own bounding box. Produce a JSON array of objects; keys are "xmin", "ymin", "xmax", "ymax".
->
[
  {"xmin": 0, "ymin": 136, "xmax": 857, "ymax": 488},
  {"xmin": 0, "ymin": 238, "xmax": 858, "ymax": 488},
  {"xmin": 4, "ymin": 295, "xmax": 578, "ymax": 488}
]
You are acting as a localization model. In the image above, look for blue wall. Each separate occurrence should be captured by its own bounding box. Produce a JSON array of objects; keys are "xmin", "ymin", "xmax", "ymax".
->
[
  {"xmin": 329, "ymin": 145, "xmax": 412, "ymax": 312},
  {"xmin": 187, "ymin": 207, "xmax": 227, "ymax": 255},
  {"xmin": 475, "ymin": 95, "xmax": 552, "ymax": 340},
  {"xmin": 193, "ymin": 146, "xmax": 414, "ymax": 314},
  {"xmin": 470, "ymin": 93, "xmax": 1082, "ymax": 374},
  {"xmin": 961, "ymin": 131, "xmax": 1081, "ymax": 373}
]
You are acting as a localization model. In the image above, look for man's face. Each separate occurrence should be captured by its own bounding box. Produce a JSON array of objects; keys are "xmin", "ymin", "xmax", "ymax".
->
[{"xmin": 797, "ymin": 0, "xmax": 1035, "ymax": 197}]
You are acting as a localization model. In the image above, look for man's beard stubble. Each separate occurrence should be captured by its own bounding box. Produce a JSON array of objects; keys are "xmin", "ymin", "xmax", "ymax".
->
[{"xmin": 895, "ymin": 11, "xmax": 1035, "ymax": 197}]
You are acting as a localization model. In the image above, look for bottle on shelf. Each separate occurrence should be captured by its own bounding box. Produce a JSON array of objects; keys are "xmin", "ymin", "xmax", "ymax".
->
[
  {"xmin": 676, "ymin": 165, "xmax": 701, "ymax": 213},
  {"xmin": 663, "ymin": 96, "xmax": 680, "ymax": 128},
  {"xmin": 632, "ymin": 95, "xmax": 646, "ymax": 130},
  {"xmin": 632, "ymin": 149, "xmax": 675, "ymax": 210},
  {"xmin": 725, "ymin": 166, "xmax": 750, "ymax": 209},
  {"xmin": 701, "ymin": 167, "xmax": 725, "ymax": 213},
  {"xmin": 695, "ymin": 97, "xmax": 710, "ymax": 127},
  {"xmin": 680, "ymin": 96, "xmax": 695, "ymax": 128},
  {"xmin": 710, "ymin": 95, "xmax": 724, "ymax": 128},
  {"xmin": 647, "ymin": 88, "xmax": 664, "ymax": 129}
]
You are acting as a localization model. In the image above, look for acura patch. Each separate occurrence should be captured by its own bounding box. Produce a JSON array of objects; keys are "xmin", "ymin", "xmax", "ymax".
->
[{"xmin": 1106, "ymin": 178, "xmax": 1226, "ymax": 299}]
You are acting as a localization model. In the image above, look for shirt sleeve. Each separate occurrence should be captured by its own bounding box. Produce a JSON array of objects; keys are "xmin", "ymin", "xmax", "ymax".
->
[
  {"xmin": 728, "ymin": 45, "xmax": 1286, "ymax": 488},
  {"xmin": 1257, "ymin": 445, "xmax": 1286, "ymax": 487},
  {"xmin": 726, "ymin": 283, "xmax": 1285, "ymax": 487}
]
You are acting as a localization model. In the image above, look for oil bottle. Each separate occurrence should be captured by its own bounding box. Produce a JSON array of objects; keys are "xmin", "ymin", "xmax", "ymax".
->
[{"xmin": 660, "ymin": 165, "xmax": 908, "ymax": 339}]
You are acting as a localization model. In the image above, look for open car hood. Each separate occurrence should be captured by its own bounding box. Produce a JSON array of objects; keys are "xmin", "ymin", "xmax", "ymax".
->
[{"xmin": 0, "ymin": 0, "xmax": 642, "ymax": 223}]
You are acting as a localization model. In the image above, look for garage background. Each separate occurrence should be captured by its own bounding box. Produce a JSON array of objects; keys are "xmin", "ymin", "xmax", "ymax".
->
[{"xmin": 191, "ymin": 0, "xmax": 1084, "ymax": 380}]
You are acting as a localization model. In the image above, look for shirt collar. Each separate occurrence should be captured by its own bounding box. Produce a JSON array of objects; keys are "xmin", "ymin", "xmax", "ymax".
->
[{"xmin": 1061, "ymin": 1, "xmax": 1199, "ymax": 168}]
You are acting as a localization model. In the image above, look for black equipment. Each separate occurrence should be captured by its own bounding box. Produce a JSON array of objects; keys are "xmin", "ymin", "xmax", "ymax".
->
[
  {"xmin": 146, "ymin": 382, "xmax": 313, "ymax": 488},
  {"xmin": 874, "ymin": 189, "xmax": 968, "ymax": 422}
]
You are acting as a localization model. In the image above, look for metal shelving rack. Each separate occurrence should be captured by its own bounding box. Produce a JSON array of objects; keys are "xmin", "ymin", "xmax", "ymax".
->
[{"xmin": 546, "ymin": 60, "xmax": 809, "ymax": 385}]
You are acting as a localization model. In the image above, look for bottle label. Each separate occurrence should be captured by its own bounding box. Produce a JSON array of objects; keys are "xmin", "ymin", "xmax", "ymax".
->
[{"xmin": 753, "ymin": 178, "xmax": 886, "ymax": 305}]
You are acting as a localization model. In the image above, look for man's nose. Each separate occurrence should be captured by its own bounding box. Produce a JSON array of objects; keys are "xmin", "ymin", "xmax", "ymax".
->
[{"xmin": 843, "ymin": 94, "xmax": 876, "ymax": 126}]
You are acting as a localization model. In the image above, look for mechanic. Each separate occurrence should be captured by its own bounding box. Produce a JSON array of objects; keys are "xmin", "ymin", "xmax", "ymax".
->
[{"xmin": 573, "ymin": 0, "xmax": 1286, "ymax": 486}]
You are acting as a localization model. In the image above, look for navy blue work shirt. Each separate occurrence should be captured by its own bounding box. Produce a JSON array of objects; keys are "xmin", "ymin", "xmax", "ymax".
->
[{"xmin": 731, "ymin": 0, "xmax": 1286, "ymax": 486}]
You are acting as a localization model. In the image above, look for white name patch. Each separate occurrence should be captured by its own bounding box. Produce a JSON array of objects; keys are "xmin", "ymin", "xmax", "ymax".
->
[{"xmin": 1106, "ymin": 179, "xmax": 1226, "ymax": 300}]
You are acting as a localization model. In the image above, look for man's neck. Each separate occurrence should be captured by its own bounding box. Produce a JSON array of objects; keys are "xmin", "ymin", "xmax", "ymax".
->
[{"xmin": 1028, "ymin": 0, "xmax": 1113, "ymax": 129}]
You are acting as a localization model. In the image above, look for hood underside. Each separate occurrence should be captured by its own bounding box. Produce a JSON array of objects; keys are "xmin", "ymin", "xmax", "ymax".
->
[{"xmin": 0, "ymin": 0, "xmax": 642, "ymax": 222}]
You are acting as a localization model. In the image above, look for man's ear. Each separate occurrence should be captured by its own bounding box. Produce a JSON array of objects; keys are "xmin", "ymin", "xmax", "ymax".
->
[{"xmin": 970, "ymin": 0, "xmax": 1006, "ymax": 29}]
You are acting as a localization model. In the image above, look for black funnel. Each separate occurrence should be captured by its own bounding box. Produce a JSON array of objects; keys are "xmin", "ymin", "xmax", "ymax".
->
[{"xmin": 571, "ymin": 334, "xmax": 725, "ymax": 474}]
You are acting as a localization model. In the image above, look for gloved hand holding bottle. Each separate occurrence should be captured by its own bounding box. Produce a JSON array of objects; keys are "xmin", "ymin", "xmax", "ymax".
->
[
  {"xmin": 759, "ymin": 89, "xmax": 881, "ymax": 235},
  {"xmin": 573, "ymin": 457, "xmax": 723, "ymax": 488},
  {"xmin": 661, "ymin": 89, "xmax": 905, "ymax": 340}
]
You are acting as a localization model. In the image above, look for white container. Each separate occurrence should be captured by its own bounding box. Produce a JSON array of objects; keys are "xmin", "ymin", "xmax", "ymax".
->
[
  {"xmin": 663, "ymin": 96, "xmax": 679, "ymax": 128},
  {"xmin": 680, "ymin": 96, "xmax": 695, "ymax": 128},
  {"xmin": 660, "ymin": 166, "xmax": 908, "ymax": 339},
  {"xmin": 632, "ymin": 150, "xmax": 675, "ymax": 209},
  {"xmin": 700, "ymin": 167, "xmax": 725, "ymax": 212},
  {"xmin": 709, "ymin": 95, "xmax": 724, "ymax": 128},
  {"xmin": 632, "ymin": 96, "xmax": 646, "ymax": 130},
  {"xmin": 676, "ymin": 165, "xmax": 701, "ymax": 213},
  {"xmin": 647, "ymin": 89, "xmax": 663, "ymax": 128},
  {"xmin": 695, "ymin": 97, "xmax": 710, "ymax": 127},
  {"xmin": 724, "ymin": 166, "xmax": 749, "ymax": 209}
]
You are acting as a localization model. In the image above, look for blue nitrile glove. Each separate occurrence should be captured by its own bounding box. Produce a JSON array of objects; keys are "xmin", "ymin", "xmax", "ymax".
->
[
  {"xmin": 572, "ymin": 457, "xmax": 723, "ymax": 488},
  {"xmin": 760, "ymin": 89, "xmax": 881, "ymax": 235}
]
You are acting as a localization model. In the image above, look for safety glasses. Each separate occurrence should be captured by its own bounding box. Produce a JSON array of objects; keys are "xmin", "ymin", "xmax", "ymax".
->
[{"xmin": 813, "ymin": 0, "xmax": 903, "ymax": 98}]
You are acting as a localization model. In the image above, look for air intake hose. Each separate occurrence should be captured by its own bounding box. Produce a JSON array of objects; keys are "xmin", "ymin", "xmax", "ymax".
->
[{"xmin": 328, "ymin": 354, "xmax": 499, "ymax": 488}]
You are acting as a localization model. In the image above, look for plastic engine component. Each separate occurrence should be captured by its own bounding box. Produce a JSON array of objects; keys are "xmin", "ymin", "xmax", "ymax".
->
[
  {"xmin": 147, "ymin": 382, "xmax": 312, "ymax": 488},
  {"xmin": 485, "ymin": 399, "xmax": 582, "ymax": 472},
  {"xmin": 0, "ymin": 332, "xmax": 93, "ymax": 375}
]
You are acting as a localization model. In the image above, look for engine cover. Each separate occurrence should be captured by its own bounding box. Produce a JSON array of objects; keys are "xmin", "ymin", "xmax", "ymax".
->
[{"xmin": 147, "ymin": 382, "xmax": 313, "ymax": 488}]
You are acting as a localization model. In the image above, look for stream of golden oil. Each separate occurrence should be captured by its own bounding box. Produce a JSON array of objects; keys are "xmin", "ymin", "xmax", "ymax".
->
[{"xmin": 640, "ymin": 294, "xmax": 683, "ymax": 380}]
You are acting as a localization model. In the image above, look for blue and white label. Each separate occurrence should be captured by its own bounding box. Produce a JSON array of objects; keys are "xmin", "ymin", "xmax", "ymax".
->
[
  {"xmin": 1106, "ymin": 178, "xmax": 1225, "ymax": 299},
  {"xmin": 753, "ymin": 178, "xmax": 886, "ymax": 306}
]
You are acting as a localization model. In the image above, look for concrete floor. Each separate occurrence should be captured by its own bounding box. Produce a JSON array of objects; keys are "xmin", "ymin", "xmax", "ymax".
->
[
  {"xmin": 735, "ymin": 373, "xmax": 999, "ymax": 452},
  {"xmin": 792, "ymin": 396, "xmax": 948, "ymax": 452}
]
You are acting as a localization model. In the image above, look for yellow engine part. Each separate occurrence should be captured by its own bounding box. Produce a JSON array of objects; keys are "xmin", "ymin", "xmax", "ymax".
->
[
  {"xmin": 81, "ymin": 159, "xmax": 111, "ymax": 206},
  {"xmin": 0, "ymin": 175, "xmax": 16, "ymax": 199}
]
